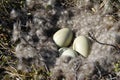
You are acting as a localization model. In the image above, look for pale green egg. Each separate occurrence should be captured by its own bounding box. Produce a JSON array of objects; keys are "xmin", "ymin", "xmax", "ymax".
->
[
  {"xmin": 53, "ymin": 28, "xmax": 73, "ymax": 47},
  {"xmin": 73, "ymin": 36, "xmax": 91, "ymax": 57},
  {"xmin": 60, "ymin": 48, "xmax": 78, "ymax": 58},
  {"xmin": 58, "ymin": 47, "xmax": 68, "ymax": 54}
]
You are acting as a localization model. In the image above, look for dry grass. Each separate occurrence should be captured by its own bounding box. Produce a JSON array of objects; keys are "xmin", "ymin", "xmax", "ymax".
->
[{"xmin": 0, "ymin": 0, "xmax": 120, "ymax": 80}]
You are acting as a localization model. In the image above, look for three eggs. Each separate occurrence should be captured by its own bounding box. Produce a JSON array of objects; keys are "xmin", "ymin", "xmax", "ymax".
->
[{"xmin": 53, "ymin": 28, "xmax": 91, "ymax": 58}]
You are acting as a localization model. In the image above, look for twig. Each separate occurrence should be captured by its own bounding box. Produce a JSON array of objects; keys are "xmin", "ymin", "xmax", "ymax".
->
[{"xmin": 88, "ymin": 32, "xmax": 119, "ymax": 50}]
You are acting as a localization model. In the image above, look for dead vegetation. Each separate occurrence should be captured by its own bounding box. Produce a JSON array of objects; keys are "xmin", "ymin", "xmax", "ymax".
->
[{"xmin": 0, "ymin": 0, "xmax": 120, "ymax": 80}]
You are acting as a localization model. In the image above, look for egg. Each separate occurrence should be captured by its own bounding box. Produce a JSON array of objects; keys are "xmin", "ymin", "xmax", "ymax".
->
[
  {"xmin": 73, "ymin": 36, "xmax": 91, "ymax": 57},
  {"xmin": 53, "ymin": 28, "xmax": 73, "ymax": 47},
  {"xmin": 60, "ymin": 48, "xmax": 78, "ymax": 58},
  {"xmin": 58, "ymin": 47, "xmax": 68, "ymax": 54}
]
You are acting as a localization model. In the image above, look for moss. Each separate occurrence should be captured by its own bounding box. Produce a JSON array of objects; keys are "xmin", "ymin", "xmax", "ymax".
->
[{"xmin": 114, "ymin": 61, "xmax": 120, "ymax": 72}]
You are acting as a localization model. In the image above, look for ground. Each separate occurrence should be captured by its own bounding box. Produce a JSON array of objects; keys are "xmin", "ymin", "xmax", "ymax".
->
[{"xmin": 0, "ymin": 0, "xmax": 120, "ymax": 80}]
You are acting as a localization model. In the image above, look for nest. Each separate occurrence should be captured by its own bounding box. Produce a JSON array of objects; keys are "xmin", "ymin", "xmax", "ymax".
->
[{"xmin": 9, "ymin": 0, "xmax": 120, "ymax": 79}]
